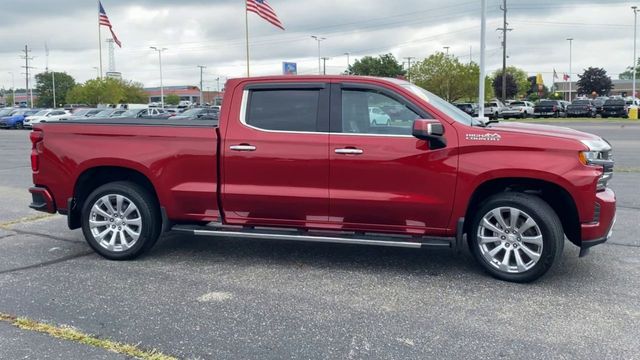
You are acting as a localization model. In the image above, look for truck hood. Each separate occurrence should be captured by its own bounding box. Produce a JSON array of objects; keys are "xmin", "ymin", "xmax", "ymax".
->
[{"xmin": 486, "ymin": 121, "xmax": 601, "ymax": 142}]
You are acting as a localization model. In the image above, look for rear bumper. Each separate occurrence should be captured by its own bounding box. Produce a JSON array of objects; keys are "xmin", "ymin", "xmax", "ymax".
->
[
  {"xmin": 29, "ymin": 186, "xmax": 57, "ymax": 214},
  {"xmin": 580, "ymin": 188, "xmax": 616, "ymax": 251}
]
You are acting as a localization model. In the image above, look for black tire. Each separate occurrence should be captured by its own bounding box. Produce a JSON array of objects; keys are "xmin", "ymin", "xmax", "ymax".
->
[
  {"xmin": 15, "ymin": 122, "xmax": 23, "ymax": 130},
  {"xmin": 468, "ymin": 192, "xmax": 564, "ymax": 283},
  {"xmin": 81, "ymin": 181, "xmax": 162, "ymax": 260}
]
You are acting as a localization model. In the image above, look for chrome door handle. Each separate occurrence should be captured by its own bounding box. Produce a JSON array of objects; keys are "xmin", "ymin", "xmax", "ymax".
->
[
  {"xmin": 335, "ymin": 148, "xmax": 363, "ymax": 155},
  {"xmin": 230, "ymin": 144, "xmax": 256, "ymax": 151}
]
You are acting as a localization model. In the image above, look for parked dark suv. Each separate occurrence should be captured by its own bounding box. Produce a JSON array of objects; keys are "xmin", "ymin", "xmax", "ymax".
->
[
  {"xmin": 601, "ymin": 99, "xmax": 628, "ymax": 118},
  {"xmin": 566, "ymin": 99, "xmax": 596, "ymax": 118},
  {"xmin": 453, "ymin": 103, "xmax": 478, "ymax": 117}
]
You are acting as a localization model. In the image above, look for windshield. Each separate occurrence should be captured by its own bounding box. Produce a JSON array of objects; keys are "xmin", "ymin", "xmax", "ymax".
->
[
  {"xmin": 0, "ymin": 109, "xmax": 14, "ymax": 116},
  {"xmin": 510, "ymin": 102, "xmax": 525, "ymax": 106},
  {"xmin": 605, "ymin": 100, "xmax": 625, "ymax": 105},
  {"xmin": 33, "ymin": 110, "xmax": 49, "ymax": 116},
  {"xmin": 539, "ymin": 101, "xmax": 557, "ymax": 106},
  {"xmin": 94, "ymin": 110, "xmax": 113, "ymax": 117},
  {"xmin": 72, "ymin": 109, "xmax": 91, "ymax": 116},
  {"xmin": 402, "ymin": 83, "xmax": 478, "ymax": 126},
  {"xmin": 119, "ymin": 110, "xmax": 140, "ymax": 117},
  {"xmin": 177, "ymin": 108, "xmax": 203, "ymax": 117}
]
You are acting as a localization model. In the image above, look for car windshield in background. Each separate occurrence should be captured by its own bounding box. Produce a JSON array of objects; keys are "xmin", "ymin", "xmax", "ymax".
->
[
  {"xmin": 539, "ymin": 101, "xmax": 557, "ymax": 106},
  {"xmin": 119, "ymin": 110, "xmax": 140, "ymax": 117},
  {"xmin": 72, "ymin": 109, "xmax": 91, "ymax": 116},
  {"xmin": 179, "ymin": 108, "xmax": 203, "ymax": 117},
  {"xmin": 572, "ymin": 100, "xmax": 591, "ymax": 105},
  {"xmin": 510, "ymin": 102, "xmax": 525, "ymax": 106},
  {"xmin": 33, "ymin": 110, "xmax": 49, "ymax": 116},
  {"xmin": 0, "ymin": 109, "xmax": 13, "ymax": 116},
  {"xmin": 605, "ymin": 100, "xmax": 625, "ymax": 105},
  {"xmin": 402, "ymin": 83, "xmax": 478, "ymax": 126}
]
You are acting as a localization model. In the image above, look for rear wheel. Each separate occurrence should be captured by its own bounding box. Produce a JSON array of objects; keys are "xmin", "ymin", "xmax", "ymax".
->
[
  {"xmin": 15, "ymin": 122, "xmax": 23, "ymax": 129},
  {"xmin": 81, "ymin": 181, "xmax": 161, "ymax": 260},
  {"xmin": 468, "ymin": 193, "xmax": 564, "ymax": 283}
]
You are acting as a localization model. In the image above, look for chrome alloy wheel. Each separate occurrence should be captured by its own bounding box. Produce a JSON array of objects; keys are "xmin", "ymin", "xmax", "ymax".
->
[
  {"xmin": 89, "ymin": 194, "xmax": 142, "ymax": 252},
  {"xmin": 477, "ymin": 207, "xmax": 544, "ymax": 273}
]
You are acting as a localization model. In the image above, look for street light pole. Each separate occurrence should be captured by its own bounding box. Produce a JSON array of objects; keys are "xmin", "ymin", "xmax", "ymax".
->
[
  {"xmin": 479, "ymin": 0, "xmax": 487, "ymax": 121},
  {"xmin": 150, "ymin": 47, "xmax": 167, "ymax": 108},
  {"xmin": 197, "ymin": 65, "xmax": 206, "ymax": 105},
  {"xmin": 8, "ymin": 72, "xmax": 15, "ymax": 107},
  {"xmin": 311, "ymin": 36, "xmax": 326, "ymax": 75},
  {"xmin": 344, "ymin": 52, "xmax": 350, "ymax": 74},
  {"xmin": 52, "ymin": 71, "xmax": 57, "ymax": 108},
  {"xmin": 567, "ymin": 38, "xmax": 573, "ymax": 102},
  {"xmin": 633, "ymin": 6, "xmax": 638, "ymax": 100}
]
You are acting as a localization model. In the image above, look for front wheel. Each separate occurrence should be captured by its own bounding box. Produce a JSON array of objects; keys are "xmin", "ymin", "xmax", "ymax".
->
[
  {"xmin": 81, "ymin": 181, "xmax": 161, "ymax": 260},
  {"xmin": 468, "ymin": 193, "xmax": 564, "ymax": 283},
  {"xmin": 15, "ymin": 122, "xmax": 23, "ymax": 129}
]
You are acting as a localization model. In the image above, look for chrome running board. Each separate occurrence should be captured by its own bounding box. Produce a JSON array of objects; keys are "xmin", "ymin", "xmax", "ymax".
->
[{"xmin": 171, "ymin": 224, "xmax": 455, "ymax": 249}]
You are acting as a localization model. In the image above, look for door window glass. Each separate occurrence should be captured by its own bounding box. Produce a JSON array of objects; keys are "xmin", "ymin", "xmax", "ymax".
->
[
  {"xmin": 247, "ymin": 90, "xmax": 319, "ymax": 132},
  {"xmin": 341, "ymin": 89, "xmax": 420, "ymax": 135}
]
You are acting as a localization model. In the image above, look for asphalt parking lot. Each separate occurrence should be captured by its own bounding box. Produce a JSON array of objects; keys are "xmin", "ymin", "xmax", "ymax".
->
[{"xmin": 0, "ymin": 122, "xmax": 639, "ymax": 359}]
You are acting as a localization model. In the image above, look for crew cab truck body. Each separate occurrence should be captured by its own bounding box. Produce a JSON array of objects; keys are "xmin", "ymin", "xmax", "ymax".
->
[{"xmin": 29, "ymin": 76, "xmax": 616, "ymax": 283}]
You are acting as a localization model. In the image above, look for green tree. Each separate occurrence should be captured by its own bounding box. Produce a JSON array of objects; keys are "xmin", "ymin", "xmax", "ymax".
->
[
  {"xmin": 35, "ymin": 72, "xmax": 76, "ymax": 108},
  {"xmin": 165, "ymin": 94, "xmax": 180, "ymax": 106},
  {"xmin": 120, "ymin": 80, "xmax": 147, "ymax": 103},
  {"xmin": 348, "ymin": 53, "xmax": 405, "ymax": 77},
  {"xmin": 619, "ymin": 58, "xmax": 640, "ymax": 80},
  {"xmin": 577, "ymin": 67, "xmax": 613, "ymax": 96},
  {"xmin": 491, "ymin": 66, "xmax": 529, "ymax": 100},
  {"xmin": 409, "ymin": 52, "xmax": 484, "ymax": 102},
  {"xmin": 65, "ymin": 78, "xmax": 146, "ymax": 106}
]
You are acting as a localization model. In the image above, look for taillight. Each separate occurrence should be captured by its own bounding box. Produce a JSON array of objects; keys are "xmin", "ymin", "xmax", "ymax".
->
[{"xmin": 30, "ymin": 129, "xmax": 43, "ymax": 172}]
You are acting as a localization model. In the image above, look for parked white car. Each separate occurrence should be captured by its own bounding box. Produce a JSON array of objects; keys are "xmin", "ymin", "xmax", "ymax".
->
[
  {"xmin": 501, "ymin": 101, "xmax": 535, "ymax": 119},
  {"xmin": 483, "ymin": 100, "xmax": 505, "ymax": 120},
  {"xmin": 24, "ymin": 109, "xmax": 70, "ymax": 128},
  {"xmin": 368, "ymin": 106, "xmax": 391, "ymax": 126}
]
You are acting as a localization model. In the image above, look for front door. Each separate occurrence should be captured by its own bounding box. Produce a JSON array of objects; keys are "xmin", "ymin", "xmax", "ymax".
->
[
  {"xmin": 329, "ymin": 83, "xmax": 457, "ymax": 234},
  {"xmin": 223, "ymin": 83, "xmax": 331, "ymax": 227}
]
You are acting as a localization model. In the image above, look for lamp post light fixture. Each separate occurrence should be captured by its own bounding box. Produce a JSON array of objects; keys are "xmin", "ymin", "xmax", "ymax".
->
[
  {"xmin": 566, "ymin": 38, "xmax": 573, "ymax": 102},
  {"xmin": 150, "ymin": 47, "xmax": 168, "ymax": 108},
  {"xmin": 311, "ymin": 36, "xmax": 326, "ymax": 75}
]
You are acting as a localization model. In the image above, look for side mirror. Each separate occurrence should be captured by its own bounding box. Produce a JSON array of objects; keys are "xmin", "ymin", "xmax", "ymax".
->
[{"xmin": 412, "ymin": 119, "xmax": 446, "ymax": 149}]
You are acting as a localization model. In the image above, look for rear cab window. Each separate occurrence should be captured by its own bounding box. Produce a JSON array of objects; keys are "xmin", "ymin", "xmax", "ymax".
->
[{"xmin": 247, "ymin": 89, "xmax": 320, "ymax": 132}]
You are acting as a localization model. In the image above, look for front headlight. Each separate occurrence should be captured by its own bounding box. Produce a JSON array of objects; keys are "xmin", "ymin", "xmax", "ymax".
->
[{"xmin": 579, "ymin": 139, "xmax": 614, "ymax": 191}]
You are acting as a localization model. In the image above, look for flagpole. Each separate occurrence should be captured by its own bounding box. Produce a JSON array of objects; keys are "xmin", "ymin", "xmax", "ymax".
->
[
  {"xmin": 245, "ymin": 3, "xmax": 250, "ymax": 77},
  {"xmin": 98, "ymin": 1, "xmax": 103, "ymax": 79}
]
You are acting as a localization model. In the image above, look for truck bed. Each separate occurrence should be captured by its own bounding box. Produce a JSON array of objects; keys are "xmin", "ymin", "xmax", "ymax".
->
[{"xmin": 32, "ymin": 118, "xmax": 220, "ymax": 223}]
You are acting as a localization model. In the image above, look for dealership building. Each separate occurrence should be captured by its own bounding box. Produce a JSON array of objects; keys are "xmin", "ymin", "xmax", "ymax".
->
[{"xmin": 554, "ymin": 79, "xmax": 638, "ymax": 99}]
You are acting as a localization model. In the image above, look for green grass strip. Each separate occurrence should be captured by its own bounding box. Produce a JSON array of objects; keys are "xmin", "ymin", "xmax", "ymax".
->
[{"xmin": 0, "ymin": 312, "xmax": 176, "ymax": 360}]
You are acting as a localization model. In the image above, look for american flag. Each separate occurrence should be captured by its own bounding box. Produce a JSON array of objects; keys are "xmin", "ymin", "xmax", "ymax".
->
[
  {"xmin": 99, "ymin": 1, "xmax": 122, "ymax": 47},
  {"xmin": 246, "ymin": 0, "xmax": 285, "ymax": 30}
]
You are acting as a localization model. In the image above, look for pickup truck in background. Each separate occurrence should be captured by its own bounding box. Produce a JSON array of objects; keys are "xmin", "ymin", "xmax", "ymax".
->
[
  {"xmin": 484, "ymin": 100, "xmax": 505, "ymax": 120},
  {"xmin": 534, "ymin": 100, "xmax": 566, "ymax": 118},
  {"xmin": 601, "ymin": 99, "xmax": 628, "ymax": 118},
  {"xmin": 500, "ymin": 101, "xmax": 534, "ymax": 119},
  {"xmin": 28, "ymin": 76, "xmax": 616, "ymax": 283},
  {"xmin": 566, "ymin": 99, "xmax": 597, "ymax": 118}
]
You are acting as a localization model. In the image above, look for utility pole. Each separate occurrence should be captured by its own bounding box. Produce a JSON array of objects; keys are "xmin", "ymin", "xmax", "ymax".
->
[
  {"xmin": 311, "ymin": 36, "xmax": 326, "ymax": 75},
  {"xmin": 321, "ymin": 57, "xmax": 330, "ymax": 75},
  {"xmin": 215, "ymin": 77, "xmax": 221, "ymax": 92},
  {"xmin": 197, "ymin": 65, "xmax": 206, "ymax": 105},
  {"xmin": 52, "ymin": 71, "xmax": 57, "ymax": 108},
  {"xmin": 20, "ymin": 45, "xmax": 34, "ymax": 108},
  {"xmin": 443, "ymin": 46, "xmax": 450, "ymax": 56},
  {"xmin": 497, "ymin": 0, "xmax": 512, "ymax": 101},
  {"xmin": 404, "ymin": 56, "xmax": 415, "ymax": 82}
]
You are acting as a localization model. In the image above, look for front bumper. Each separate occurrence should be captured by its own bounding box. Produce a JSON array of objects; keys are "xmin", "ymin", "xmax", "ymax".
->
[
  {"xmin": 579, "ymin": 188, "xmax": 616, "ymax": 255},
  {"xmin": 29, "ymin": 186, "xmax": 57, "ymax": 214}
]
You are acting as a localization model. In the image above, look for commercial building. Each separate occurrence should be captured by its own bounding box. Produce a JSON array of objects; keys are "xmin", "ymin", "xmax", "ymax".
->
[
  {"xmin": 554, "ymin": 79, "xmax": 638, "ymax": 100},
  {"xmin": 143, "ymin": 86, "xmax": 223, "ymax": 105}
]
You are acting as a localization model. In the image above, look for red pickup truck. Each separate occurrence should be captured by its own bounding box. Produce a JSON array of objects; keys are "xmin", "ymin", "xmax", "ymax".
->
[{"xmin": 28, "ymin": 76, "xmax": 616, "ymax": 282}]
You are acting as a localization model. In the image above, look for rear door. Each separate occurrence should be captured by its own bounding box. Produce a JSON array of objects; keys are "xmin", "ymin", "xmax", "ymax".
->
[
  {"xmin": 223, "ymin": 82, "xmax": 331, "ymax": 227},
  {"xmin": 328, "ymin": 82, "xmax": 458, "ymax": 234}
]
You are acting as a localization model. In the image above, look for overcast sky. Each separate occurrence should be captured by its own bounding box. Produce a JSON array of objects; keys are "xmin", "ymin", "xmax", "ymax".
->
[{"xmin": 0, "ymin": 0, "xmax": 636, "ymax": 91}]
